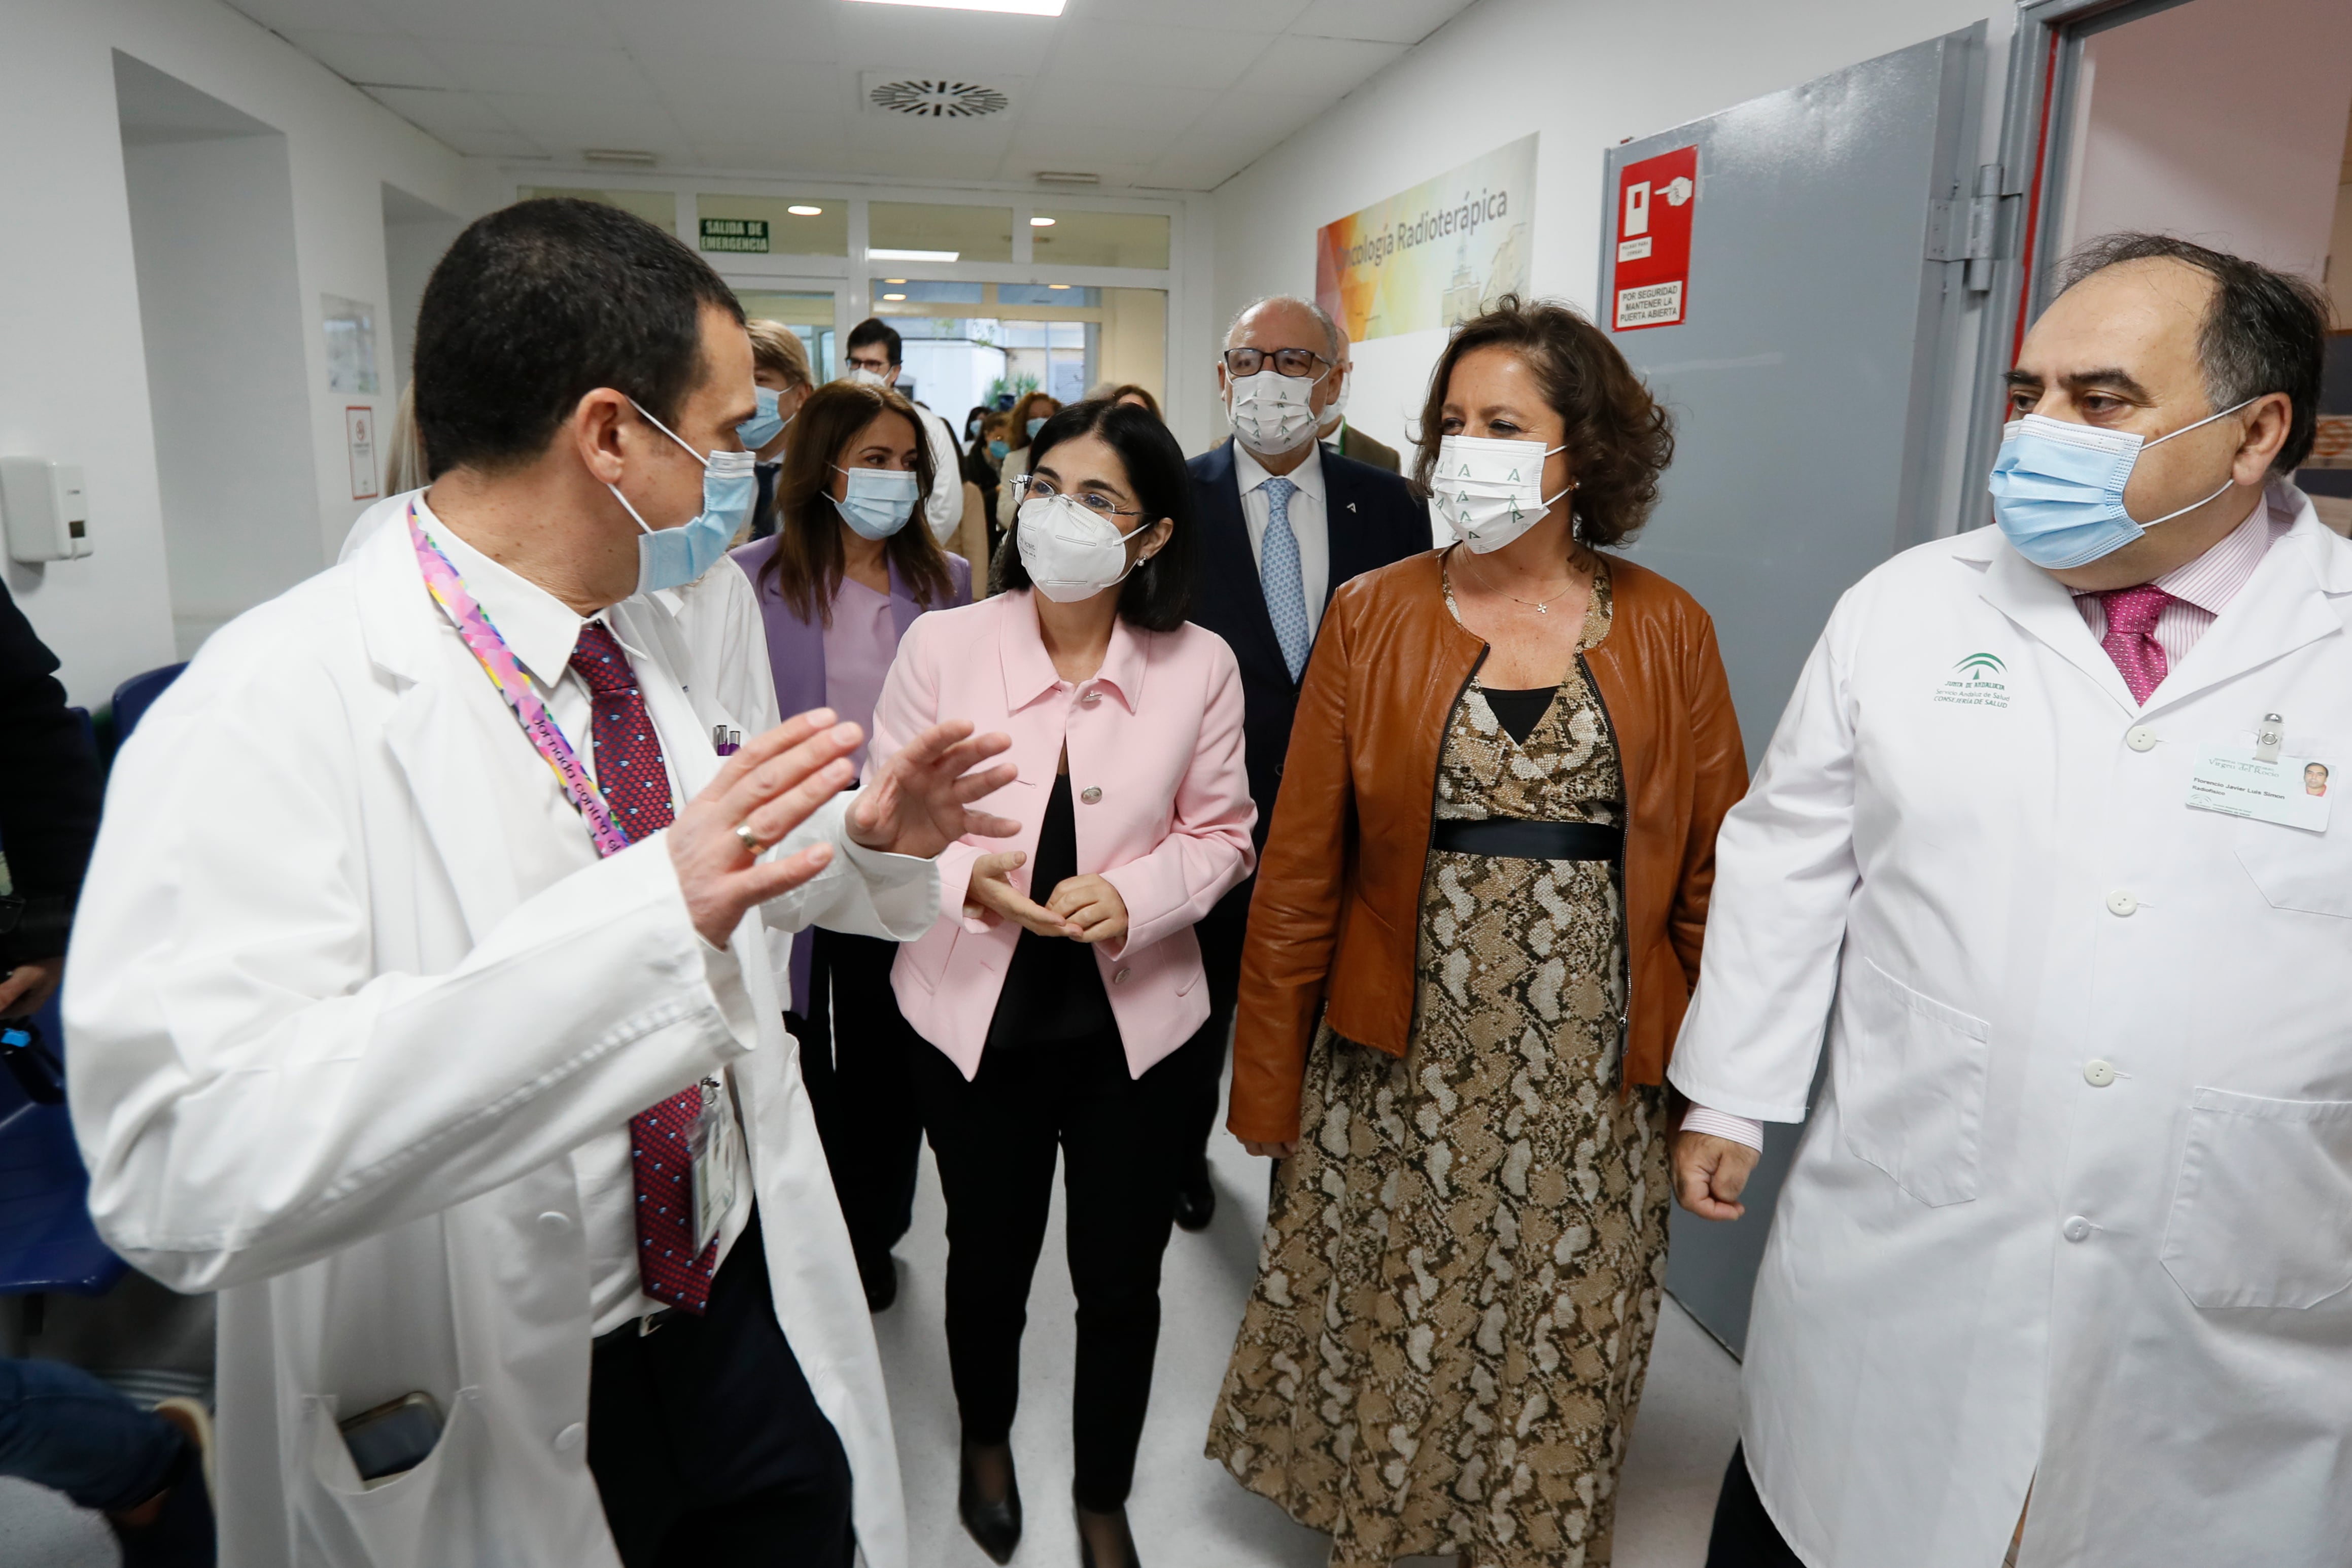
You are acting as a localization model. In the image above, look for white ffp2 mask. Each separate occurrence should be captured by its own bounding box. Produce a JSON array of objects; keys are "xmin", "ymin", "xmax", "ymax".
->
[
  {"xmin": 1226, "ymin": 368, "xmax": 1322, "ymax": 456},
  {"xmin": 1016, "ymin": 494, "xmax": 1152, "ymax": 602},
  {"xmin": 1430, "ymin": 433, "xmax": 1570, "ymax": 553}
]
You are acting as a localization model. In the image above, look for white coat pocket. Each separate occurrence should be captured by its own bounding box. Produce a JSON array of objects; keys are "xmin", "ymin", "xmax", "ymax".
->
[
  {"xmin": 2159, "ymin": 1088, "xmax": 2352, "ymax": 1310},
  {"xmin": 293, "ymin": 1386, "xmax": 494, "ymax": 1568},
  {"xmin": 1831, "ymin": 957, "xmax": 1989, "ymax": 1207},
  {"xmin": 2235, "ymin": 833, "xmax": 2352, "ymax": 919}
]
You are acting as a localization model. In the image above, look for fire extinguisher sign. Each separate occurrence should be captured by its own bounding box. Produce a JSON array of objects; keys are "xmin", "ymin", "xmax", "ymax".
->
[{"xmin": 1613, "ymin": 146, "xmax": 1697, "ymax": 331}]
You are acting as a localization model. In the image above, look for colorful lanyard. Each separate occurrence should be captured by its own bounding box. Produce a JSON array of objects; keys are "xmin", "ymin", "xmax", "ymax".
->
[{"xmin": 407, "ymin": 504, "xmax": 633, "ymax": 858}]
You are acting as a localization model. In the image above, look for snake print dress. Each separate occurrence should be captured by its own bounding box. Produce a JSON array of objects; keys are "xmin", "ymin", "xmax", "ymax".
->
[{"xmin": 1207, "ymin": 568, "xmax": 1672, "ymax": 1568}]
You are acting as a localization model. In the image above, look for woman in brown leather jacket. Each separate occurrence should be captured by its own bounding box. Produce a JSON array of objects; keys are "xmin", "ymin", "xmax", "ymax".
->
[{"xmin": 1206, "ymin": 297, "xmax": 1746, "ymax": 1568}]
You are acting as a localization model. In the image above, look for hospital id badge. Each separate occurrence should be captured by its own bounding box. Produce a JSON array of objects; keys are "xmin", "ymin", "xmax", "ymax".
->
[
  {"xmin": 2184, "ymin": 742, "xmax": 2332, "ymax": 832},
  {"xmin": 688, "ymin": 1075, "xmax": 745, "ymax": 1257}
]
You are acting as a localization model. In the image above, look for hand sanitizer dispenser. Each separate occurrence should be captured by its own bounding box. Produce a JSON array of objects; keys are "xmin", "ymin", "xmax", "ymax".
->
[{"xmin": 1, "ymin": 459, "xmax": 92, "ymax": 563}]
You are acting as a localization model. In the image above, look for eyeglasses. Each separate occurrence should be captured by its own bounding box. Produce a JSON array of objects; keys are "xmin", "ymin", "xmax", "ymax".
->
[
  {"xmin": 1222, "ymin": 346, "xmax": 1331, "ymax": 379},
  {"xmin": 1014, "ymin": 473, "xmax": 1143, "ymax": 521}
]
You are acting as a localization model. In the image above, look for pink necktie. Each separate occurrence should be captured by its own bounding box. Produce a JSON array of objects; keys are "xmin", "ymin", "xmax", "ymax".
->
[
  {"xmin": 2097, "ymin": 584, "xmax": 2173, "ymax": 705},
  {"xmin": 570, "ymin": 623, "xmax": 718, "ymax": 1316}
]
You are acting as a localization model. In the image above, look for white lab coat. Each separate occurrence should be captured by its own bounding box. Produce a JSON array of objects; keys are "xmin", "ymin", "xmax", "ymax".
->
[
  {"xmin": 1669, "ymin": 481, "xmax": 2352, "ymax": 1567},
  {"xmin": 64, "ymin": 517, "xmax": 933, "ymax": 1568},
  {"xmin": 914, "ymin": 401, "xmax": 963, "ymax": 547}
]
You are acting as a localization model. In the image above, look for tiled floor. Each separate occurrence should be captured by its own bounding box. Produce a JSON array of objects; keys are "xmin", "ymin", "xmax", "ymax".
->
[{"xmin": 2, "ymin": 1103, "xmax": 1744, "ymax": 1568}]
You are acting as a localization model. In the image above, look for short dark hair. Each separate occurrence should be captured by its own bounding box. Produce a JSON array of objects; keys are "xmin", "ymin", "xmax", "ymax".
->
[
  {"xmin": 846, "ymin": 318, "xmax": 903, "ymax": 366},
  {"xmin": 1000, "ymin": 399, "xmax": 1193, "ymax": 633},
  {"xmin": 2057, "ymin": 233, "xmax": 2333, "ymax": 473},
  {"xmin": 1410, "ymin": 294, "xmax": 1674, "ymax": 548},
  {"xmin": 413, "ymin": 198, "xmax": 743, "ymax": 478}
]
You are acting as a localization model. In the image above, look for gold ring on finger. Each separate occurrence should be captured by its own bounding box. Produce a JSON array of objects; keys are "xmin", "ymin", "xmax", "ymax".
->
[{"xmin": 732, "ymin": 822, "xmax": 765, "ymax": 856}]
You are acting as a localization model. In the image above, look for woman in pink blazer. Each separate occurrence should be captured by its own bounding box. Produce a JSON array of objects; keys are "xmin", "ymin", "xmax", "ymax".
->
[{"xmin": 867, "ymin": 399, "xmax": 1255, "ymax": 1568}]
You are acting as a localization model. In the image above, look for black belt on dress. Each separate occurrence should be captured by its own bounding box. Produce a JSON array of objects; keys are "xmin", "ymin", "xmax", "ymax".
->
[{"xmin": 1429, "ymin": 817, "xmax": 1622, "ymax": 861}]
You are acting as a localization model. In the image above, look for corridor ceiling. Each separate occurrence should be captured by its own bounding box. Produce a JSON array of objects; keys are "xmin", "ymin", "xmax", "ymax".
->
[{"xmin": 222, "ymin": 0, "xmax": 1477, "ymax": 190}]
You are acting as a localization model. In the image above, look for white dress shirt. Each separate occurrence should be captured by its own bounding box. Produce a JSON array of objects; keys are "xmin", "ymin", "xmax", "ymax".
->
[
  {"xmin": 1681, "ymin": 486, "xmax": 2293, "ymax": 1156},
  {"xmin": 1234, "ymin": 438, "xmax": 1332, "ymax": 640},
  {"xmin": 422, "ymin": 508, "xmax": 757, "ymax": 1335}
]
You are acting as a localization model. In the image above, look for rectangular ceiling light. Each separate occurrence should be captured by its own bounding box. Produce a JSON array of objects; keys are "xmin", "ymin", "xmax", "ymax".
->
[
  {"xmin": 868, "ymin": 247, "xmax": 959, "ymax": 262},
  {"xmin": 849, "ymin": 0, "xmax": 1065, "ymax": 14}
]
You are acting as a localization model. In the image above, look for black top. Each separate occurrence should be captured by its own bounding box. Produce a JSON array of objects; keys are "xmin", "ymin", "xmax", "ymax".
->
[
  {"xmin": 747, "ymin": 461, "xmax": 782, "ymax": 542},
  {"xmin": 984, "ymin": 772, "xmax": 1117, "ymax": 1048},
  {"xmin": 1482, "ymin": 685, "xmax": 1560, "ymax": 748},
  {"xmin": 0, "ymin": 580, "xmax": 103, "ymax": 962}
]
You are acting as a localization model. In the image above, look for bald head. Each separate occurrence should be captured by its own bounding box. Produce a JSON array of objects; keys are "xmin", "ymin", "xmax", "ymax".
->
[{"xmin": 1225, "ymin": 296, "xmax": 1339, "ymax": 360}]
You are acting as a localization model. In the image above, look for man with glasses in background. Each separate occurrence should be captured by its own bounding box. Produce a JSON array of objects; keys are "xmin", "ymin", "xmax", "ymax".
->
[{"xmin": 1180, "ymin": 295, "xmax": 1425, "ymax": 1231}]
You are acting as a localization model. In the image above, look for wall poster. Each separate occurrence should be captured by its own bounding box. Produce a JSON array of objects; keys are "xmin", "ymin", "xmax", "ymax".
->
[
  {"xmin": 1316, "ymin": 134, "xmax": 1537, "ymax": 343},
  {"xmin": 1612, "ymin": 146, "xmax": 1698, "ymax": 330}
]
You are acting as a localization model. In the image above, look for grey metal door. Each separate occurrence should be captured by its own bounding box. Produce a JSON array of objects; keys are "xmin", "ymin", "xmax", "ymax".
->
[{"xmin": 1600, "ymin": 26, "xmax": 1988, "ymax": 1353}]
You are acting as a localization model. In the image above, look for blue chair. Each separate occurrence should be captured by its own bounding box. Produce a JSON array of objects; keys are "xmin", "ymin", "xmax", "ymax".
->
[
  {"xmin": 110, "ymin": 662, "xmax": 187, "ymax": 751},
  {"xmin": 0, "ymin": 989, "xmax": 125, "ymax": 1298}
]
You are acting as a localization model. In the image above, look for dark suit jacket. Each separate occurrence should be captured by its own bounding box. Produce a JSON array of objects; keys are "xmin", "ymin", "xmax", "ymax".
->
[
  {"xmin": 0, "ymin": 580, "xmax": 101, "ymax": 961},
  {"xmin": 1330, "ymin": 423, "xmax": 1402, "ymax": 474},
  {"xmin": 1186, "ymin": 438, "xmax": 1427, "ymax": 854}
]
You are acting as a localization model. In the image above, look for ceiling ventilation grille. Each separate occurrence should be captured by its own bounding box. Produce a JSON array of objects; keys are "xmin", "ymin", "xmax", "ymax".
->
[{"xmin": 867, "ymin": 79, "xmax": 1011, "ymax": 118}]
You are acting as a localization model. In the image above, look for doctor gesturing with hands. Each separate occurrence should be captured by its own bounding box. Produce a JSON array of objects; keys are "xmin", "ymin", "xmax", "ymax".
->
[{"xmin": 1671, "ymin": 234, "xmax": 2345, "ymax": 1568}]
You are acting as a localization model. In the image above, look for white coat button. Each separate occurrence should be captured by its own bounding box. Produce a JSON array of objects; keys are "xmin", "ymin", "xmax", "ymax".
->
[
  {"xmin": 2062, "ymin": 1216, "xmax": 2093, "ymax": 1243},
  {"xmin": 555, "ymin": 1422, "xmax": 586, "ymax": 1453},
  {"xmin": 537, "ymin": 1210, "xmax": 571, "ymax": 1234},
  {"xmin": 2084, "ymin": 1059, "xmax": 2117, "ymax": 1088},
  {"xmin": 1080, "ymin": 786, "xmax": 1102, "ymax": 804},
  {"xmin": 2106, "ymin": 890, "xmax": 2138, "ymax": 917},
  {"xmin": 1113, "ymin": 967, "xmax": 1131, "ymax": 985},
  {"xmin": 2126, "ymin": 725, "xmax": 2158, "ymax": 752}
]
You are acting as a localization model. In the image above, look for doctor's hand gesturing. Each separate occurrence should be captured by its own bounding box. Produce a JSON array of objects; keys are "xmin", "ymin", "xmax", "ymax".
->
[
  {"xmin": 672, "ymin": 708, "xmax": 883, "ymax": 947},
  {"xmin": 1672, "ymin": 1130, "xmax": 1761, "ymax": 1222},
  {"xmin": 847, "ymin": 717, "xmax": 1021, "ymax": 860}
]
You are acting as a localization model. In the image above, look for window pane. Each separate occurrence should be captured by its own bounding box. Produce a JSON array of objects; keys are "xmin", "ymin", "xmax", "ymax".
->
[
  {"xmin": 870, "ymin": 279, "xmax": 986, "ymax": 305},
  {"xmin": 869, "ymin": 202, "xmax": 1014, "ymax": 263},
  {"xmin": 998, "ymin": 283, "xmax": 1099, "ymax": 306},
  {"xmin": 734, "ymin": 289, "xmax": 836, "ymax": 384},
  {"xmin": 1031, "ymin": 211, "xmax": 1169, "ymax": 269},
  {"xmin": 518, "ymin": 187, "xmax": 677, "ymax": 230},
  {"xmin": 699, "ymin": 195, "xmax": 847, "ymax": 257}
]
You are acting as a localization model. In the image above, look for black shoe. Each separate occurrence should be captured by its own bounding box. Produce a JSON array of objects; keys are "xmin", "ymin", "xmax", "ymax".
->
[
  {"xmin": 958, "ymin": 1441, "xmax": 1022, "ymax": 1564},
  {"xmin": 1173, "ymin": 1158, "xmax": 1215, "ymax": 1233},
  {"xmin": 1075, "ymin": 1498, "xmax": 1140, "ymax": 1568},
  {"xmin": 862, "ymin": 1255, "xmax": 898, "ymax": 1312}
]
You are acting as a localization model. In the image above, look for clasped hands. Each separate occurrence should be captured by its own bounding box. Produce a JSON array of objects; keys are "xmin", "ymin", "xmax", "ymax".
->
[
  {"xmin": 670, "ymin": 707, "xmax": 1019, "ymax": 947},
  {"xmin": 961, "ymin": 852, "xmax": 1128, "ymax": 946}
]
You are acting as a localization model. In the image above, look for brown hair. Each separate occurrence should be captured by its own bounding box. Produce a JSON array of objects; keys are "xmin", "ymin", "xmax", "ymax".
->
[
  {"xmin": 1095, "ymin": 383, "xmax": 1162, "ymax": 420},
  {"xmin": 745, "ymin": 318, "xmax": 813, "ymax": 389},
  {"xmin": 1008, "ymin": 390, "xmax": 1061, "ymax": 452},
  {"xmin": 760, "ymin": 381, "xmax": 952, "ymax": 625},
  {"xmin": 1410, "ymin": 295, "xmax": 1674, "ymax": 549}
]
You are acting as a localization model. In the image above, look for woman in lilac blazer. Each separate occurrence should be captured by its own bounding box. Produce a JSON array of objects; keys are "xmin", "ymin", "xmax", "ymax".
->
[
  {"xmin": 727, "ymin": 380, "xmax": 969, "ymax": 1313},
  {"xmin": 867, "ymin": 400, "xmax": 1255, "ymax": 1568}
]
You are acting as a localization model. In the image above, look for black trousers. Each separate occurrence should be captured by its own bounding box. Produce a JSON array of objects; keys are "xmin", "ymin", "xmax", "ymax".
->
[
  {"xmin": 1704, "ymin": 1444, "xmax": 1807, "ymax": 1568},
  {"xmin": 912, "ymin": 1021, "xmax": 1198, "ymax": 1512},
  {"xmin": 588, "ymin": 1210, "xmax": 854, "ymax": 1568},
  {"xmin": 790, "ymin": 926, "xmax": 925, "ymax": 1295},
  {"xmin": 1180, "ymin": 880, "xmax": 1252, "ymax": 1169}
]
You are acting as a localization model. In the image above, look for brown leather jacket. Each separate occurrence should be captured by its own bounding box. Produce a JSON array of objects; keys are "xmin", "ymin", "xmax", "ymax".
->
[{"xmin": 1227, "ymin": 549, "xmax": 1748, "ymax": 1143}]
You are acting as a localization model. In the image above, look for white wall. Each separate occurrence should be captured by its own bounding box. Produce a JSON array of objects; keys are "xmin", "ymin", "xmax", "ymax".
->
[
  {"xmin": 0, "ymin": 0, "xmax": 485, "ymax": 706},
  {"xmin": 1208, "ymin": 0, "xmax": 2010, "ymax": 459},
  {"xmin": 2061, "ymin": 0, "xmax": 2352, "ymax": 282}
]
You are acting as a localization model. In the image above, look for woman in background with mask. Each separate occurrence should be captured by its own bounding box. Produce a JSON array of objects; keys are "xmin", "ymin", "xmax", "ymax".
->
[
  {"xmin": 725, "ymin": 379, "xmax": 969, "ymax": 1311},
  {"xmin": 742, "ymin": 318, "xmax": 814, "ymax": 542},
  {"xmin": 1207, "ymin": 297, "xmax": 1746, "ymax": 1568},
  {"xmin": 870, "ymin": 399, "xmax": 1254, "ymax": 1568},
  {"xmin": 992, "ymin": 389, "xmax": 1064, "ymax": 537}
]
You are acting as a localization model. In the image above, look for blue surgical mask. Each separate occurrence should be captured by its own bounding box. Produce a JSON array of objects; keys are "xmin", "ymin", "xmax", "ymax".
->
[
  {"xmin": 1026, "ymin": 416, "xmax": 1047, "ymax": 438},
  {"xmin": 737, "ymin": 385, "xmax": 790, "ymax": 449},
  {"xmin": 1987, "ymin": 400, "xmax": 2254, "ymax": 570},
  {"xmin": 988, "ymin": 439, "xmax": 1009, "ymax": 461},
  {"xmin": 965, "ymin": 417, "xmax": 983, "ymax": 440},
  {"xmin": 831, "ymin": 466, "xmax": 920, "ymax": 540},
  {"xmin": 611, "ymin": 399, "xmax": 757, "ymax": 593}
]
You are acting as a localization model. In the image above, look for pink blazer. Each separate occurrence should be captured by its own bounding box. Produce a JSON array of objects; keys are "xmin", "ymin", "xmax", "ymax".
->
[{"xmin": 867, "ymin": 590, "xmax": 1257, "ymax": 1079}]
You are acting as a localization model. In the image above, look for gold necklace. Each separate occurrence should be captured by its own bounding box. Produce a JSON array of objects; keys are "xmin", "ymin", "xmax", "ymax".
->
[{"xmin": 1463, "ymin": 551, "xmax": 1583, "ymax": 614}]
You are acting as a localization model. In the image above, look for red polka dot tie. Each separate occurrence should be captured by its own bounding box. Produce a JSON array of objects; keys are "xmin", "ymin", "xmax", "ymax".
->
[
  {"xmin": 2097, "ymin": 584, "xmax": 2173, "ymax": 706},
  {"xmin": 569, "ymin": 622, "xmax": 717, "ymax": 1315}
]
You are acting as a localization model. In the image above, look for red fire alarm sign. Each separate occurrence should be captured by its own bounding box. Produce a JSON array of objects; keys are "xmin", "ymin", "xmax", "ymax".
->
[{"xmin": 1613, "ymin": 146, "xmax": 1698, "ymax": 331}]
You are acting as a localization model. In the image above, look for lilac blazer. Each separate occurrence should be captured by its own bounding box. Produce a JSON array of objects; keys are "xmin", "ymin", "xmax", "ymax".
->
[{"xmin": 729, "ymin": 537, "xmax": 972, "ymax": 1012}]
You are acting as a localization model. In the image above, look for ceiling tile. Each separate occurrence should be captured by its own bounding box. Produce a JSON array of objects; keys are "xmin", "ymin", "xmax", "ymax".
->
[
  {"xmin": 1005, "ymin": 116, "xmax": 1207, "ymax": 168},
  {"xmin": 421, "ymin": 41, "xmax": 651, "ymax": 97},
  {"xmin": 1042, "ymin": 19, "xmax": 1278, "ymax": 92},
  {"xmin": 1235, "ymin": 32, "xmax": 1410, "ymax": 103},
  {"xmin": 1013, "ymin": 80, "xmax": 1216, "ymax": 132},
  {"xmin": 355, "ymin": 0, "xmax": 627, "ymax": 46},
  {"xmin": 360, "ymin": 83, "xmax": 523, "ymax": 134},
  {"xmin": 484, "ymin": 92, "xmax": 690, "ymax": 158},
  {"xmin": 633, "ymin": 50, "xmax": 845, "ymax": 112},
  {"xmin": 603, "ymin": 0, "xmax": 845, "ymax": 62},
  {"xmin": 222, "ymin": 0, "xmax": 390, "ymax": 34},
  {"xmin": 279, "ymin": 27, "xmax": 453, "ymax": 85},
  {"xmin": 1071, "ymin": 0, "xmax": 1310, "ymax": 32},
  {"xmin": 432, "ymin": 126, "xmax": 552, "ymax": 159},
  {"xmin": 1292, "ymin": 0, "xmax": 1472, "ymax": 46},
  {"xmin": 684, "ymin": 137, "xmax": 853, "ymax": 172},
  {"xmin": 835, "ymin": 8, "xmax": 1065, "ymax": 79}
]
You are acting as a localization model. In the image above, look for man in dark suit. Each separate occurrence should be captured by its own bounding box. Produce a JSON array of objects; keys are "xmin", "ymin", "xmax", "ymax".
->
[{"xmin": 1178, "ymin": 294, "xmax": 1427, "ymax": 1229}]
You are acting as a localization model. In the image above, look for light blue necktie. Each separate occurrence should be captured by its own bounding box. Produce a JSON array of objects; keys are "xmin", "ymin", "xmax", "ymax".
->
[{"xmin": 1259, "ymin": 476, "xmax": 1309, "ymax": 681}]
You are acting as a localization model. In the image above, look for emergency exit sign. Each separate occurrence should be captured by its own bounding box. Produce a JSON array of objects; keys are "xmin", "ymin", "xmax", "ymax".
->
[
  {"xmin": 1614, "ymin": 146, "xmax": 1697, "ymax": 330},
  {"xmin": 700, "ymin": 218, "xmax": 770, "ymax": 254}
]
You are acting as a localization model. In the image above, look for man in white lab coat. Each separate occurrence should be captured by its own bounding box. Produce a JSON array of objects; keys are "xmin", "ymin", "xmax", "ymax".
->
[
  {"xmin": 1669, "ymin": 234, "xmax": 2347, "ymax": 1567},
  {"xmin": 64, "ymin": 198, "xmax": 1016, "ymax": 1568}
]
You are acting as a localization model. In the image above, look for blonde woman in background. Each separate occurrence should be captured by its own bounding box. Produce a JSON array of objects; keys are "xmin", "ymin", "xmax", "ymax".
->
[{"xmin": 744, "ymin": 318, "xmax": 815, "ymax": 543}]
